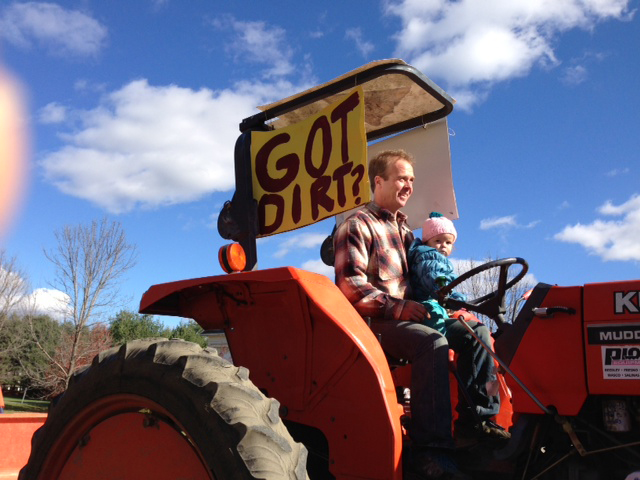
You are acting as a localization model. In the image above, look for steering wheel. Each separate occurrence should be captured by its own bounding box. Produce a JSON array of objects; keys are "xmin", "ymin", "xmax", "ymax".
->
[{"xmin": 438, "ymin": 257, "xmax": 528, "ymax": 326}]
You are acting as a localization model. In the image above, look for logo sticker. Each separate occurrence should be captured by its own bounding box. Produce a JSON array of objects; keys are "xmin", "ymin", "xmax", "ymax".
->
[{"xmin": 602, "ymin": 345, "xmax": 640, "ymax": 379}]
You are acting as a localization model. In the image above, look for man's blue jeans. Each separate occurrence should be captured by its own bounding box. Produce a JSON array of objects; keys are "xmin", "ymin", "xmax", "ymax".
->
[{"xmin": 369, "ymin": 318, "xmax": 499, "ymax": 448}]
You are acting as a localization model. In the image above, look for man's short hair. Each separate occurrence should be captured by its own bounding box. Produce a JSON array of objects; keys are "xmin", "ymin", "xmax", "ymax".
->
[{"xmin": 368, "ymin": 149, "xmax": 415, "ymax": 191}]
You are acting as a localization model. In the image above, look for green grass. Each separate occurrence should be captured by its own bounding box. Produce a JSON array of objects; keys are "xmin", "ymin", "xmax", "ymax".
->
[{"xmin": 3, "ymin": 396, "xmax": 49, "ymax": 413}]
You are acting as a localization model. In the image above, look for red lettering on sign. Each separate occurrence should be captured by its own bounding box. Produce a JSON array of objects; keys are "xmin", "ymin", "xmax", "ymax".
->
[
  {"xmin": 310, "ymin": 176, "xmax": 333, "ymax": 220},
  {"xmin": 331, "ymin": 90, "xmax": 359, "ymax": 164},
  {"xmin": 255, "ymin": 133, "xmax": 299, "ymax": 192},
  {"xmin": 350, "ymin": 164, "xmax": 365, "ymax": 205},
  {"xmin": 332, "ymin": 161, "xmax": 352, "ymax": 208},
  {"xmin": 254, "ymin": 89, "xmax": 364, "ymax": 235},
  {"xmin": 305, "ymin": 116, "xmax": 331, "ymax": 178},
  {"xmin": 292, "ymin": 184, "xmax": 301, "ymax": 224},
  {"xmin": 259, "ymin": 193, "xmax": 285, "ymax": 235}
]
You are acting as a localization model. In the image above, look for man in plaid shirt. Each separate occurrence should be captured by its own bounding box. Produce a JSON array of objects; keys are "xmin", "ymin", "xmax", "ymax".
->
[{"xmin": 334, "ymin": 149, "xmax": 468, "ymax": 479}]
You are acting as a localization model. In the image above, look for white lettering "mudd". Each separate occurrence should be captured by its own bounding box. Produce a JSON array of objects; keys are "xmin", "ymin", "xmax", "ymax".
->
[
  {"xmin": 600, "ymin": 330, "xmax": 640, "ymax": 342},
  {"xmin": 615, "ymin": 291, "xmax": 640, "ymax": 314}
]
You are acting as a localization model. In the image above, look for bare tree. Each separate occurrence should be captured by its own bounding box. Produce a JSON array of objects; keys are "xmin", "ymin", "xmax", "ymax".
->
[
  {"xmin": 41, "ymin": 323, "xmax": 112, "ymax": 397},
  {"xmin": 42, "ymin": 218, "xmax": 137, "ymax": 390},
  {"xmin": 452, "ymin": 257, "xmax": 537, "ymax": 331},
  {"xmin": 0, "ymin": 249, "xmax": 29, "ymax": 333},
  {"xmin": 0, "ymin": 250, "xmax": 31, "ymax": 383}
]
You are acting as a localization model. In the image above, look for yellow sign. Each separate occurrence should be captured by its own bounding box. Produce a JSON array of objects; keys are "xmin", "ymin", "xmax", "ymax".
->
[{"xmin": 251, "ymin": 87, "xmax": 369, "ymax": 236}]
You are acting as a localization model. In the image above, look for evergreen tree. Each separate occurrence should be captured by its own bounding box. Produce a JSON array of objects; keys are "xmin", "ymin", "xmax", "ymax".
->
[
  {"xmin": 0, "ymin": 314, "xmax": 63, "ymax": 398},
  {"xmin": 170, "ymin": 319, "xmax": 207, "ymax": 348},
  {"xmin": 109, "ymin": 310, "xmax": 170, "ymax": 345}
]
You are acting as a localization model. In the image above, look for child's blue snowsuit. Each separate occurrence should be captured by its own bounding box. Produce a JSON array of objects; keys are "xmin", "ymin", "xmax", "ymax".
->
[{"xmin": 408, "ymin": 239, "xmax": 467, "ymax": 334}]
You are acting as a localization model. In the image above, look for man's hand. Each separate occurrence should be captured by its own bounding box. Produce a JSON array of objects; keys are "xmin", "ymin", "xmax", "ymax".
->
[{"xmin": 399, "ymin": 300, "xmax": 429, "ymax": 323}]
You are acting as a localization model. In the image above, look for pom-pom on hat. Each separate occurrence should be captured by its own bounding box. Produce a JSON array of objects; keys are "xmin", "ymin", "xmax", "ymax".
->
[{"xmin": 422, "ymin": 212, "xmax": 457, "ymax": 243}]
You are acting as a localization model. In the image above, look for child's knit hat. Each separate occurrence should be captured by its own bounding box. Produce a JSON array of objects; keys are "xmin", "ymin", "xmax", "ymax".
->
[{"xmin": 422, "ymin": 212, "xmax": 457, "ymax": 242}]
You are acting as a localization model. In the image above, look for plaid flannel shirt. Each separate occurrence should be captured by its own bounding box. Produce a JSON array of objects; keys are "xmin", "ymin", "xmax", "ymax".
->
[{"xmin": 334, "ymin": 202, "xmax": 415, "ymax": 321}]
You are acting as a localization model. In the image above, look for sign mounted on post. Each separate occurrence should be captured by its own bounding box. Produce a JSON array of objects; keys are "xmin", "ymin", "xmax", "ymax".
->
[{"xmin": 251, "ymin": 87, "xmax": 369, "ymax": 236}]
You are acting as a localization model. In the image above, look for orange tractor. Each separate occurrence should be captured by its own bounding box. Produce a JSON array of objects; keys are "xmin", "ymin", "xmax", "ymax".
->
[{"xmin": 20, "ymin": 60, "xmax": 640, "ymax": 479}]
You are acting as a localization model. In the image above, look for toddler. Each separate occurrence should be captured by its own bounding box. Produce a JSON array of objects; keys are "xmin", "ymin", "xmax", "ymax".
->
[
  {"xmin": 409, "ymin": 212, "xmax": 508, "ymax": 443},
  {"xmin": 408, "ymin": 212, "xmax": 466, "ymax": 333}
]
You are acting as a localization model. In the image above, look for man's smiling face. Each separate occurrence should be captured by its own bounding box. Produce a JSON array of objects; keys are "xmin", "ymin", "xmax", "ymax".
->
[{"xmin": 374, "ymin": 158, "xmax": 414, "ymax": 214}]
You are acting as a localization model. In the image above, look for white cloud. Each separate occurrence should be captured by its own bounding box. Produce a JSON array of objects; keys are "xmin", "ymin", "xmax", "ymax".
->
[
  {"xmin": 0, "ymin": 266, "xmax": 28, "ymax": 312},
  {"xmin": 561, "ymin": 64, "xmax": 588, "ymax": 85},
  {"xmin": 0, "ymin": 2, "xmax": 107, "ymax": 57},
  {"xmin": 151, "ymin": 0, "xmax": 170, "ymax": 10},
  {"xmin": 598, "ymin": 196, "xmax": 640, "ymax": 215},
  {"xmin": 4, "ymin": 286, "xmax": 71, "ymax": 320},
  {"xmin": 213, "ymin": 16, "xmax": 295, "ymax": 78},
  {"xmin": 40, "ymin": 78, "xmax": 304, "ymax": 213},
  {"xmin": 25, "ymin": 288, "xmax": 71, "ymax": 319},
  {"xmin": 74, "ymin": 78, "xmax": 107, "ymax": 93},
  {"xmin": 385, "ymin": 0, "xmax": 634, "ymax": 108},
  {"xmin": 345, "ymin": 27, "xmax": 375, "ymax": 57},
  {"xmin": 37, "ymin": 14, "xmax": 318, "ymax": 213},
  {"xmin": 554, "ymin": 194, "xmax": 640, "ymax": 261},
  {"xmin": 480, "ymin": 215, "xmax": 517, "ymax": 230},
  {"xmin": 480, "ymin": 215, "xmax": 539, "ymax": 230},
  {"xmin": 301, "ymin": 259, "xmax": 334, "ymax": 278},
  {"xmin": 38, "ymin": 102, "xmax": 67, "ymax": 124},
  {"xmin": 561, "ymin": 51, "xmax": 609, "ymax": 85},
  {"xmin": 274, "ymin": 233, "xmax": 327, "ymax": 258},
  {"xmin": 606, "ymin": 167, "xmax": 630, "ymax": 177}
]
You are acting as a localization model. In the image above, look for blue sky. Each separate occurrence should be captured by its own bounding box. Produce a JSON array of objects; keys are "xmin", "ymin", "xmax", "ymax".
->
[{"xmin": 0, "ymin": 0, "xmax": 638, "ymax": 327}]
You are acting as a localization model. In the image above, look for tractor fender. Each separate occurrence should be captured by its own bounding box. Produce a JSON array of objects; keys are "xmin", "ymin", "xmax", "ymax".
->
[{"xmin": 140, "ymin": 267, "xmax": 404, "ymax": 480}]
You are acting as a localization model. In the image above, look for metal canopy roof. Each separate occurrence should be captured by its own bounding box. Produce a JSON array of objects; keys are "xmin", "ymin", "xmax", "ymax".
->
[{"xmin": 240, "ymin": 59, "xmax": 455, "ymax": 141}]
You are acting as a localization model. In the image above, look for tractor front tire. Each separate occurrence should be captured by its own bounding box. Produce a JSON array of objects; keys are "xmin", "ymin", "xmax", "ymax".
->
[{"xmin": 20, "ymin": 338, "xmax": 308, "ymax": 480}]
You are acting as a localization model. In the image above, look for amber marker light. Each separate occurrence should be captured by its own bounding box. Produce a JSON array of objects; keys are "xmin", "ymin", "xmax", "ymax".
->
[{"xmin": 218, "ymin": 243, "xmax": 247, "ymax": 273}]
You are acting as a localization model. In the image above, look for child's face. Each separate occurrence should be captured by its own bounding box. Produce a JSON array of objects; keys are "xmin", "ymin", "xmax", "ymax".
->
[{"xmin": 425, "ymin": 233, "xmax": 455, "ymax": 257}]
